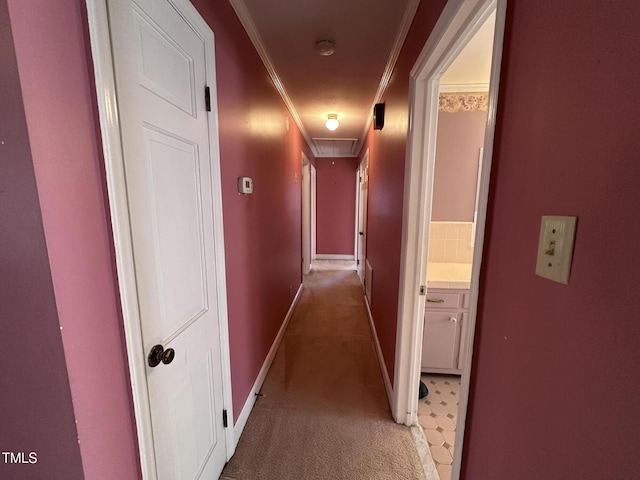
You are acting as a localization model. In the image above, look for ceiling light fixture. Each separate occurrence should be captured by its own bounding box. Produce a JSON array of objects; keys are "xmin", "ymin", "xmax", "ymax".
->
[
  {"xmin": 325, "ymin": 114, "xmax": 339, "ymax": 131},
  {"xmin": 315, "ymin": 40, "xmax": 336, "ymax": 56}
]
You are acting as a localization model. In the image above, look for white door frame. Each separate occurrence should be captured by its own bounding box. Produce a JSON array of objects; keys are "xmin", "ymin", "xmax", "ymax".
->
[
  {"xmin": 310, "ymin": 164, "xmax": 317, "ymax": 262},
  {"xmin": 302, "ymin": 153, "xmax": 311, "ymax": 275},
  {"xmin": 85, "ymin": 1, "xmax": 235, "ymax": 477},
  {"xmin": 393, "ymin": 0, "xmax": 506, "ymax": 478},
  {"xmin": 354, "ymin": 171, "xmax": 359, "ymax": 269},
  {"xmin": 355, "ymin": 149, "xmax": 370, "ymax": 283}
]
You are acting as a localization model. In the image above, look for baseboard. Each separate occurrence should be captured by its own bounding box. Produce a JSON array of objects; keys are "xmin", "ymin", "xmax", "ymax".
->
[
  {"xmin": 314, "ymin": 254, "xmax": 355, "ymax": 260},
  {"xmin": 233, "ymin": 283, "xmax": 304, "ymax": 444},
  {"xmin": 364, "ymin": 296, "xmax": 394, "ymax": 409}
]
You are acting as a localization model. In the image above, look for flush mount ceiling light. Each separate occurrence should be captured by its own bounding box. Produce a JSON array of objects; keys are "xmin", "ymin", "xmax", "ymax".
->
[
  {"xmin": 315, "ymin": 40, "xmax": 336, "ymax": 56},
  {"xmin": 325, "ymin": 114, "xmax": 339, "ymax": 131}
]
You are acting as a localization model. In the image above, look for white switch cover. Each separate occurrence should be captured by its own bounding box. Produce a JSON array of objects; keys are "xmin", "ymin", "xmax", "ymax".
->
[{"xmin": 535, "ymin": 216, "xmax": 577, "ymax": 285}]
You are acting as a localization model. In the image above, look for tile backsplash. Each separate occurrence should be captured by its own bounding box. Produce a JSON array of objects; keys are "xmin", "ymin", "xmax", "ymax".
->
[{"xmin": 428, "ymin": 222, "xmax": 474, "ymax": 264}]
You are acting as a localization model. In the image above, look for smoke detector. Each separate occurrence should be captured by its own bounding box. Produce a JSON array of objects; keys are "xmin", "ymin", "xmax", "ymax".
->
[{"xmin": 315, "ymin": 40, "xmax": 336, "ymax": 56}]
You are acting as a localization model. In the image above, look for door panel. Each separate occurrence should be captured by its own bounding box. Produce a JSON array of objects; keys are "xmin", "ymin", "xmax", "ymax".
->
[
  {"xmin": 148, "ymin": 316, "xmax": 219, "ymax": 479},
  {"xmin": 134, "ymin": 8, "xmax": 197, "ymax": 116},
  {"xmin": 144, "ymin": 127, "xmax": 208, "ymax": 336},
  {"xmin": 422, "ymin": 310, "xmax": 461, "ymax": 370},
  {"xmin": 108, "ymin": 0, "xmax": 227, "ymax": 478}
]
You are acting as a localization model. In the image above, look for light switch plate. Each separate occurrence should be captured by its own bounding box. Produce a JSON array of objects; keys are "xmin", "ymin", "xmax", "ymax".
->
[
  {"xmin": 535, "ymin": 215, "xmax": 577, "ymax": 285},
  {"xmin": 237, "ymin": 176, "xmax": 253, "ymax": 194}
]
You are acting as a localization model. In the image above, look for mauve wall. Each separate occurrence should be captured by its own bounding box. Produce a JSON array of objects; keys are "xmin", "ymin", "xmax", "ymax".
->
[
  {"xmin": 462, "ymin": 1, "xmax": 640, "ymax": 478},
  {"xmin": 190, "ymin": 0, "xmax": 315, "ymax": 420},
  {"xmin": 433, "ymin": 111, "xmax": 486, "ymax": 222},
  {"xmin": 0, "ymin": 2, "xmax": 84, "ymax": 478},
  {"xmin": 5, "ymin": 0, "xmax": 314, "ymax": 477},
  {"xmin": 315, "ymin": 157, "xmax": 359, "ymax": 255},
  {"xmin": 359, "ymin": 0, "xmax": 447, "ymax": 383},
  {"xmin": 7, "ymin": 1, "xmax": 141, "ymax": 479}
]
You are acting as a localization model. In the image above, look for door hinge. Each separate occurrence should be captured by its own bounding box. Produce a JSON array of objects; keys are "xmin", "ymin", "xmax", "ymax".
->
[
  {"xmin": 222, "ymin": 409, "xmax": 228, "ymax": 428},
  {"xmin": 205, "ymin": 86, "xmax": 211, "ymax": 112},
  {"xmin": 356, "ymin": 259, "xmax": 360, "ymax": 265},
  {"xmin": 419, "ymin": 285, "xmax": 426, "ymax": 295}
]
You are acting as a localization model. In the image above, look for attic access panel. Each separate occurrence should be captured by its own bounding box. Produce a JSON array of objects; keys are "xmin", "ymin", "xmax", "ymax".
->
[{"xmin": 313, "ymin": 138, "xmax": 359, "ymax": 157}]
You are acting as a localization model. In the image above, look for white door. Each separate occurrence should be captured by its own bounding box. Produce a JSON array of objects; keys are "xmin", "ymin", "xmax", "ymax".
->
[
  {"xmin": 302, "ymin": 154, "xmax": 311, "ymax": 275},
  {"xmin": 108, "ymin": 0, "xmax": 227, "ymax": 478},
  {"xmin": 311, "ymin": 164, "xmax": 317, "ymax": 262},
  {"xmin": 356, "ymin": 151, "xmax": 369, "ymax": 283}
]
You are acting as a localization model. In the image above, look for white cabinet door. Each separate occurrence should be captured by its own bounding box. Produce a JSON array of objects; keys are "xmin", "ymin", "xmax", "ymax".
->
[{"xmin": 422, "ymin": 310, "xmax": 461, "ymax": 371}]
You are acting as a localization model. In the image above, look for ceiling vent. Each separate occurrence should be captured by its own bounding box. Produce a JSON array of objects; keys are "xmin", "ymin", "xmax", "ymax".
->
[{"xmin": 313, "ymin": 138, "xmax": 358, "ymax": 157}]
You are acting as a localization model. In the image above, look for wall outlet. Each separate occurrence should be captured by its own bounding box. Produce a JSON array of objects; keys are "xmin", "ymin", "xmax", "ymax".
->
[{"xmin": 535, "ymin": 216, "xmax": 577, "ymax": 285}]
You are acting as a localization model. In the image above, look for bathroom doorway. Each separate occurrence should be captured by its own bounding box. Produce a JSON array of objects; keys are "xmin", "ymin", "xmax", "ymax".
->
[
  {"xmin": 394, "ymin": 1, "xmax": 507, "ymax": 479},
  {"xmin": 419, "ymin": 14, "xmax": 496, "ymax": 478}
]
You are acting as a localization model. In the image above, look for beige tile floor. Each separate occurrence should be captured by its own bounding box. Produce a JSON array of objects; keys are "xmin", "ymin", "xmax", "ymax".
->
[{"xmin": 418, "ymin": 373, "xmax": 461, "ymax": 480}]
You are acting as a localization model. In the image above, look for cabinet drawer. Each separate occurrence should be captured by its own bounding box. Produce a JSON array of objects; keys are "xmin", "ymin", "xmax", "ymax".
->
[{"xmin": 425, "ymin": 292, "xmax": 461, "ymax": 309}]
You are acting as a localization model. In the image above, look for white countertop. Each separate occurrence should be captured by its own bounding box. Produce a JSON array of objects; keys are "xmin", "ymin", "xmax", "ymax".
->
[{"xmin": 426, "ymin": 263, "xmax": 472, "ymax": 289}]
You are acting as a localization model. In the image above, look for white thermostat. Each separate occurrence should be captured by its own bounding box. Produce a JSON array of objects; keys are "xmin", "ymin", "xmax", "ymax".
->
[{"xmin": 238, "ymin": 177, "xmax": 253, "ymax": 194}]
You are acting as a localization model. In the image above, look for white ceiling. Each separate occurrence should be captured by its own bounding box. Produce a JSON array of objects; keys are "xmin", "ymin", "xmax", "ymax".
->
[
  {"xmin": 440, "ymin": 12, "xmax": 495, "ymax": 91},
  {"xmin": 229, "ymin": 0, "xmax": 418, "ymax": 157}
]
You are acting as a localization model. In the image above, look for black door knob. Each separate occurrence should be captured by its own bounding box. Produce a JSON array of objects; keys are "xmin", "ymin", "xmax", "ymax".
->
[{"xmin": 148, "ymin": 344, "xmax": 164, "ymax": 367}]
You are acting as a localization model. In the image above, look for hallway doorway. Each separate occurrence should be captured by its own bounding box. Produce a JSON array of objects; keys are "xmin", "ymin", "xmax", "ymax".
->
[
  {"xmin": 394, "ymin": 1, "xmax": 507, "ymax": 479},
  {"xmin": 356, "ymin": 149, "xmax": 370, "ymax": 284},
  {"xmin": 302, "ymin": 152, "xmax": 312, "ymax": 275}
]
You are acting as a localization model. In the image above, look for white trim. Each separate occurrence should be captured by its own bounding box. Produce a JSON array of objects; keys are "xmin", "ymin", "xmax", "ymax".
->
[
  {"xmin": 355, "ymin": 150, "xmax": 370, "ymax": 284},
  {"xmin": 439, "ymin": 82, "xmax": 489, "ymax": 93},
  {"xmin": 301, "ymin": 153, "xmax": 311, "ymax": 276},
  {"xmin": 354, "ymin": 171, "xmax": 360, "ymax": 269},
  {"xmin": 227, "ymin": 0, "xmax": 313, "ymax": 155},
  {"xmin": 84, "ymin": 0, "xmax": 236, "ymax": 476},
  {"xmin": 314, "ymin": 254, "xmax": 355, "ymax": 261},
  {"xmin": 393, "ymin": 2, "xmax": 506, "ymax": 480},
  {"xmin": 364, "ymin": 296, "xmax": 393, "ymax": 408},
  {"xmin": 310, "ymin": 164, "xmax": 317, "ymax": 261},
  {"xmin": 233, "ymin": 284, "xmax": 304, "ymax": 442},
  {"xmin": 356, "ymin": 0, "xmax": 421, "ymax": 157}
]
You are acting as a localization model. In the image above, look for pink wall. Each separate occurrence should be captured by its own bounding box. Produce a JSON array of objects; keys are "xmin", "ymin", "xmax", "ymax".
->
[
  {"xmin": 432, "ymin": 111, "xmax": 486, "ymax": 222},
  {"xmin": 0, "ymin": 1, "xmax": 84, "ymax": 477},
  {"xmin": 462, "ymin": 2, "xmax": 640, "ymax": 478},
  {"xmin": 5, "ymin": 0, "xmax": 315, "ymax": 477},
  {"xmin": 315, "ymin": 157, "xmax": 359, "ymax": 255},
  {"xmin": 359, "ymin": 0, "xmax": 447, "ymax": 383},
  {"xmin": 7, "ymin": 1, "xmax": 141, "ymax": 479},
  {"xmin": 189, "ymin": 0, "xmax": 315, "ymax": 420}
]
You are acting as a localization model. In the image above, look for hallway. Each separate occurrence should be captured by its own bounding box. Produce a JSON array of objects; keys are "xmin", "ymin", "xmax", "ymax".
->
[{"xmin": 220, "ymin": 268, "xmax": 427, "ymax": 479}]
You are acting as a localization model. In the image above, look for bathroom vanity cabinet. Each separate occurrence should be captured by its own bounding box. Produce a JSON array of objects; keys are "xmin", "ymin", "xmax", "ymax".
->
[{"xmin": 421, "ymin": 288, "xmax": 470, "ymax": 375}]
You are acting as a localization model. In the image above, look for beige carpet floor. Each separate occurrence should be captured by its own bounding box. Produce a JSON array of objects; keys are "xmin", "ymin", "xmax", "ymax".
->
[{"xmin": 220, "ymin": 269, "xmax": 427, "ymax": 480}]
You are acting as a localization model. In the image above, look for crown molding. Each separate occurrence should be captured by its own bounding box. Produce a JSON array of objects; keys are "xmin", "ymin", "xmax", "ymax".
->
[
  {"xmin": 439, "ymin": 82, "xmax": 489, "ymax": 93},
  {"xmin": 355, "ymin": 0, "xmax": 421, "ymax": 158},
  {"xmin": 227, "ymin": 0, "xmax": 316, "ymax": 155}
]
